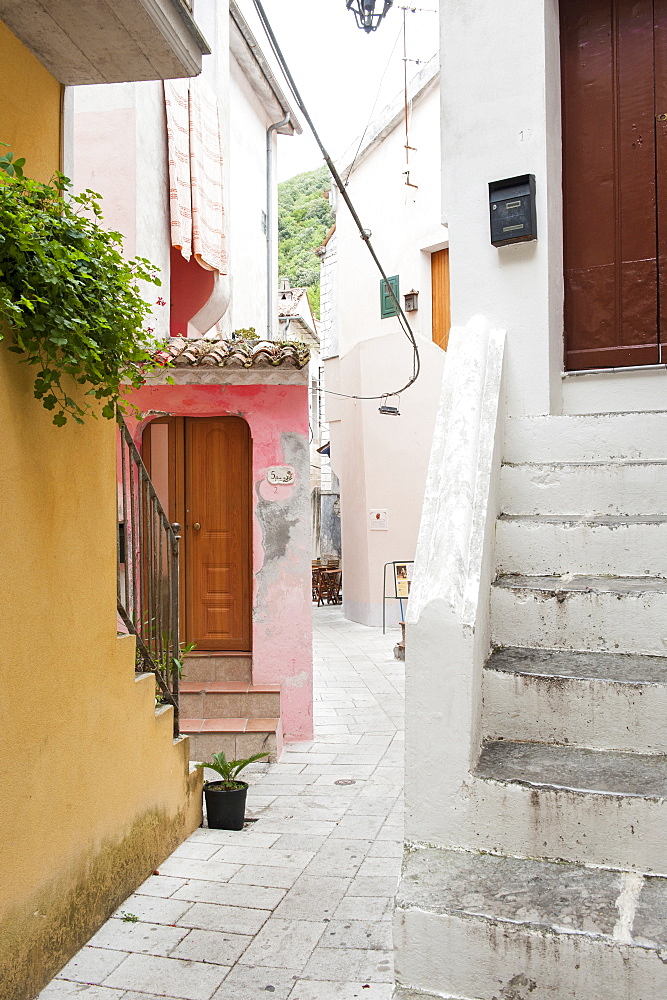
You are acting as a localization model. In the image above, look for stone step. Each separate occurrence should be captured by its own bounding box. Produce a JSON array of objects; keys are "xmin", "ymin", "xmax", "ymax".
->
[
  {"xmin": 505, "ymin": 411, "xmax": 667, "ymax": 464},
  {"xmin": 181, "ymin": 653, "xmax": 252, "ymax": 684},
  {"xmin": 496, "ymin": 514, "xmax": 667, "ymax": 576},
  {"xmin": 500, "ymin": 460, "xmax": 667, "ymax": 517},
  {"xmin": 483, "ymin": 647, "xmax": 667, "ymax": 753},
  {"xmin": 394, "ymin": 990, "xmax": 454, "ymax": 1000},
  {"xmin": 491, "ymin": 574, "xmax": 667, "ymax": 655},
  {"xmin": 468, "ymin": 740, "xmax": 667, "ymax": 872},
  {"xmin": 180, "ymin": 718, "xmax": 279, "ymax": 763},
  {"xmin": 180, "ymin": 682, "xmax": 280, "ymax": 720},
  {"xmin": 394, "ymin": 845, "xmax": 667, "ymax": 1000}
]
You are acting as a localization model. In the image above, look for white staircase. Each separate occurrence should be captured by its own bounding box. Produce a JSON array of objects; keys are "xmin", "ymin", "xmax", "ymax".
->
[{"xmin": 394, "ymin": 339, "xmax": 667, "ymax": 1000}]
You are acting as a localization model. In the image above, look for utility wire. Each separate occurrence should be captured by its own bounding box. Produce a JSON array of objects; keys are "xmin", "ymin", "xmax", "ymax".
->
[{"xmin": 252, "ymin": 0, "xmax": 421, "ymax": 402}]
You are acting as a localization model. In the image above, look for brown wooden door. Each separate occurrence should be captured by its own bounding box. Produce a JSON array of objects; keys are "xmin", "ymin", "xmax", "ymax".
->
[
  {"xmin": 431, "ymin": 248, "xmax": 451, "ymax": 351},
  {"xmin": 185, "ymin": 417, "xmax": 252, "ymax": 651},
  {"xmin": 657, "ymin": 0, "xmax": 667, "ymax": 347},
  {"xmin": 561, "ymin": 0, "xmax": 664, "ymax": 370}
]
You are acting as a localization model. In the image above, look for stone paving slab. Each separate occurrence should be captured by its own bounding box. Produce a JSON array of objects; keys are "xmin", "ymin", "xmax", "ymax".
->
[{"xmin": 42, "ymin": 607, "xmax": 404, "ymax": 1000}]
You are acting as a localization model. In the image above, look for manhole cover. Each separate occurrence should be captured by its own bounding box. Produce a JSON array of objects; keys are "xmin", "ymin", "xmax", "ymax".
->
[{"xmin": 334, "ymin": 779, "xmax": 356, "ymax": 786}]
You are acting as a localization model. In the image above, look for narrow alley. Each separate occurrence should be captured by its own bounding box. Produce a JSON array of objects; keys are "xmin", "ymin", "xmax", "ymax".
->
[{"xmin": 41, "ymin": 607, "xmax": 404, "ymax": 1000}]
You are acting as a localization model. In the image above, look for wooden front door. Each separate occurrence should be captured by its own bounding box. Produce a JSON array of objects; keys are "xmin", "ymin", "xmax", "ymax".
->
[
  {"xmin": 561, "ymin": 0, "xmax": 666, "ymax": 369},
  {"xmin": 143, "ymin": 416, "xmax": 252, "ymax": 652},
  {"xmin": 185, "ymin": 417, "xmax": 252, "ymax": 651}
]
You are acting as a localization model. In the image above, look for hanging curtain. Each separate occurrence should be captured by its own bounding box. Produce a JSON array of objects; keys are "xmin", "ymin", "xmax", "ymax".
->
[{"xmin": 164, "ymin": 77, "xmax": 228, "ymax": 275}]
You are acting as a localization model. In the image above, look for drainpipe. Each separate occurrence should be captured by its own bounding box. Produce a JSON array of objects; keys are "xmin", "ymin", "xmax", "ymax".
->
[{"xmin": 266, "ymin": 113, "xmax": 291, "ymax": 340}]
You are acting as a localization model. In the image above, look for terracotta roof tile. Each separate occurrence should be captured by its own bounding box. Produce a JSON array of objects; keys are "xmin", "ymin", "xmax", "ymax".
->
[{"xmin": 155, "ymin": 337, "xmax": 310, "ymax": 369}]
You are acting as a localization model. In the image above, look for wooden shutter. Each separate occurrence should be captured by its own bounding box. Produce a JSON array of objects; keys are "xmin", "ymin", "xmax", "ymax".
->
[
  {"xmin": 380, "ymin": 275, "xmax": 400, "ymax": 318},
  {"xmin": 431, "ymin": 248, "xmax": 450, "ymax": 351},
  {"xmin": 561, "ymin": 0, "xmax": 661, "ymax": 369}
]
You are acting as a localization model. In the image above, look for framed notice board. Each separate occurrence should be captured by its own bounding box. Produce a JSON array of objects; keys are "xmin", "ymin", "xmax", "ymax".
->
[{"xmin": 382, "ymin": 560, "xmax": 414, "ymax": 633}]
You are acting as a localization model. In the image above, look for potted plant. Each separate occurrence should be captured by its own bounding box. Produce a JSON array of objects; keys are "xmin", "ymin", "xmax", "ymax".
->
[{"xmin": 195, "ymin": 750, "xmax": 270, "ymax": 830}]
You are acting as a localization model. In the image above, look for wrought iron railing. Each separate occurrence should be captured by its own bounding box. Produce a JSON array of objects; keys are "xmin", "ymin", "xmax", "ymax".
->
[{"xmin": 117, "ymin": 414, "xmax": 181, "ymax": 737}]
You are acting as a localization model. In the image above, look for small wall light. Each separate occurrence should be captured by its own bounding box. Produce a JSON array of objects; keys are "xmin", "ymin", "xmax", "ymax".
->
[{"xmin": 404, "ymin": 289, "xmax": 419, "ymax": 312}]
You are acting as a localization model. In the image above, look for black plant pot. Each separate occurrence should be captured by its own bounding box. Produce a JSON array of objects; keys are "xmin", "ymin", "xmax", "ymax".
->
[{"xmin": 204, "ymin": 780, "xmax": 248, "ymax": 830}]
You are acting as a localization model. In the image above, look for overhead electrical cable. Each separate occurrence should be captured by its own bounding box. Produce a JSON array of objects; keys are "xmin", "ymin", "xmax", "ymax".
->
[{"xmin": 252, "ymin": 0, "xmax": 421, "ymax": 403}]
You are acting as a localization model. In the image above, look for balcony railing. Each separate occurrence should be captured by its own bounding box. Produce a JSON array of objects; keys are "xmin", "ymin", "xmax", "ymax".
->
[{"xmin": 117, "ymin": 414, "xmax": 181, "ymax": 737}]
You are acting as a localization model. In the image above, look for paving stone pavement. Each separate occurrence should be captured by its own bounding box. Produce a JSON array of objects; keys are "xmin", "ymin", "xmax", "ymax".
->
[{"xmin": 40, "ymin": 606, "xmax": 404, "ymax": 1000}]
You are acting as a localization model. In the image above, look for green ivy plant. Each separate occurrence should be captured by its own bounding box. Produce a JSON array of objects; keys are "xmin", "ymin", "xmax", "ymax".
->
[
  {"xmin": 0, "ymin": 142, "xmax": 25, "ymax": 179},
  {"xmin": 0, "ymin": 156, "xmax": 162, "ymax": 425}
]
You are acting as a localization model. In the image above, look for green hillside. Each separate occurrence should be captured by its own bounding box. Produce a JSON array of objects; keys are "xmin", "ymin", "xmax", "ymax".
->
[{"xmin": 278, "ymin": 165, "xmax": 333, "ymax": 318}]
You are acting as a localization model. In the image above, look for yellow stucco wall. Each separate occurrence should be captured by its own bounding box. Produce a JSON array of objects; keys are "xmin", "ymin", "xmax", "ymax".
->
[
  {"xmin": 0, "ymin": 346, "xmax": 203, "ymax": 999},
  {"xmin": 0, "ymin": 19, "xmax": 62, "ymax": 181},
  {"xmin": 0, "ymin": 26, "xmax": 202, "ymax": 1000}
]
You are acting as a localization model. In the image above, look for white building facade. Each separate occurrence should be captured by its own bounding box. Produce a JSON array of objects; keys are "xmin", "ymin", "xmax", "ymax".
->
[
  {"xmin": 324, "ymin": 57, "xmax": 447, "ymax": 627},
  {"xmin": 396, "ymin": 3, "xmax": 667, "ymax": 999},
  {"xmin": 68, "ymin": 0, "xmax": 300, "ymax": 342}
]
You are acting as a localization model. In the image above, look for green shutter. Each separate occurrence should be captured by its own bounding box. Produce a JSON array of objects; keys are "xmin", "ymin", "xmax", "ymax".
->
[{"xmin": 380, "ymin": 275, "xmax": 400, "ymax": 318}]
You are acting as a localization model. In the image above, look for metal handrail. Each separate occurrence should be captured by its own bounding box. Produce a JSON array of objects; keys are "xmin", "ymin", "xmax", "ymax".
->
[{"xmin": 117, "ymin": 413, "xmax": 181, "ymax": 737}]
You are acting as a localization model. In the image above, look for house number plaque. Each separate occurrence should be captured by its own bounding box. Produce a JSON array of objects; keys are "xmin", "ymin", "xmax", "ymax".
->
[{"xmin": 266, "ymin": 466, "xmax": 296, "ymax": 486}]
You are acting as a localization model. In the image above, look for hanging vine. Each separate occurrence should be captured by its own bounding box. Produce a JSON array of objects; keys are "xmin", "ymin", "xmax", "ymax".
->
[{"xmin": 0, "ymin": 154, "xmax": 161, "ymax": 425}]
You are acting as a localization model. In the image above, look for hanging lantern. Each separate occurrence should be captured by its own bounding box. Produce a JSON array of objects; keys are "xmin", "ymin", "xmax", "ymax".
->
[{"xmin": 346, "ymin": 0, "xmax": 393, "ymax": 33}]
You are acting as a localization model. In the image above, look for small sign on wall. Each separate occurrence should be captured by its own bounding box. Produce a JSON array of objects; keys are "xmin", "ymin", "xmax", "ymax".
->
[
  {"xmin": 369, "ymin": 509, "xmax": 388, "ymax": 530},
  {"xmin": 395, "ymin": 561, "xmax": 413, "ymax": 598},
  {"xmin": 266, "ymin": 466, "xmax": 296, "ymax": 486}
]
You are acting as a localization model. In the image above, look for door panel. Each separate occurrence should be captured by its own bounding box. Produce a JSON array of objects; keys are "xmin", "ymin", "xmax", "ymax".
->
[
  {"xmin": 561, "ymin": 0, "xmax": 660, "ymax": 369},
  {"xmin": 431, "ymin": 248, "xmax": 451, "ymax": 351},
  {"xmin": 185, "ymin": 417, "xmax": 252, "ymax": 651},
  {"xmin": 656, "ymin": 0, "xmax": 667, "ymax": 360}
]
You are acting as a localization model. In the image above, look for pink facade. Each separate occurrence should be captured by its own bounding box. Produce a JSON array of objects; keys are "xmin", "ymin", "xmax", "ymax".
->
[{"xmin": 126, "ymin": 381, "xmax": 313, "ymax": 743}]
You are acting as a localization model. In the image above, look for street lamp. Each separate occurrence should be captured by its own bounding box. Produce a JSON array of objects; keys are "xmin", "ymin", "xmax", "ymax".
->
[{"xmin": 346, "ymin": 0, "xmax": 393, "ymax": 33}]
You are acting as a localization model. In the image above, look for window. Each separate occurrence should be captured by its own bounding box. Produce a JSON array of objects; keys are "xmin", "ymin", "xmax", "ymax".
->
[{"xmin": 380, "ymin": 275, "xmax": 400, "ymax": 318}]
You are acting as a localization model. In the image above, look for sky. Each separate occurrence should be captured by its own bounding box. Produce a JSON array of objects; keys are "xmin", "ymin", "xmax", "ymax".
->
[{"xmin": 255, "ymin": 0, "xmax": 440, "ymax": 181}]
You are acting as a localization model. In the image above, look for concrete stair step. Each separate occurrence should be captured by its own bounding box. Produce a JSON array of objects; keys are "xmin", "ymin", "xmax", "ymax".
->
[
  {"xmin": 476, "ymin": 739, "xmax": 667, "ymax": 797},
  {"xmin": 496, "ymin": 513, "xmax": 667, "ymax": 576},
  {"xmin": 394, "ymin": 845, "xmax": 667, "ymax": 1000},
  {"xmin": 491, "ymin": 574, "xmax": 667, "ymax": 655},
  {"xmin": 500, "ymin": 460, "xmax": 667, "ymax": 516},
  {"xmin": 394, "ymin": 990, "xmax": 458, "ymax": 1000},
  {"xmin": 181, "ymin": 653, "xmax": 252, "ymax": 684},
  {"xmin": 464, "ymin": 740, "xmax": 667, "ymax": 872},
  {"xmin": 180, "ymin": 682, "xmax": 280, "ymax": 720},
  {"xmin": 483, "ymin": 646, "xmax": 667, "ymax": 753},
  {"xmin": 504, "ymin": 411, "xmax": 667, "ymax": 464},
  {"xmin": 180, "ymin": 718, "xmax": 279, "ymax": 763}
]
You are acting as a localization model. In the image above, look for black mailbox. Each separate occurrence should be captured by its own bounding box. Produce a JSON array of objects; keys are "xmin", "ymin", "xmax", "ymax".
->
[{"xmin": 489, "ymin": 174, "xmax": 537, "ymax": 247}]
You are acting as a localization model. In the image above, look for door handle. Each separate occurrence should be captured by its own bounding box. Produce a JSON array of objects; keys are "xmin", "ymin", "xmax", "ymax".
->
[
  {"xmin": 657, "ymin": 113, "xmax": 667, "ymax": 122},
  {"xmin": 193, "ymin": 522, "xmax": 201, "ymax": 531}
]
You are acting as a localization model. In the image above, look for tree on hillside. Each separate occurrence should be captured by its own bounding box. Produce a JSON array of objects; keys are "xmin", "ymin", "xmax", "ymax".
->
[{"xmin": 278, "ymin": 165, "xmax": 333, "ymax": 317}]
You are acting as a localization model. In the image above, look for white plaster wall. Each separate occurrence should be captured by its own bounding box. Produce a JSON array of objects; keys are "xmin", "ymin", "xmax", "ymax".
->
[
  {"xmin": 228, "ymin": 51, "xmax": 274, "ymax": 336},
  {"xmin": 562, "ymin": 368, "xmax": 667, "ymax": 414},
  {"xmin": 331, "ymin": 79, "xmax": 446, "ymax": 626},
  {"xmin": 319, "ymin": 230, "xmax": 338, "ymax": 360},
  {"xmin": 70, "ymin": 81, "xmax": 171, "ymax": 340},
  {"xmin": 404, "ymin": 320, "xmax": 505, "ymax": 846},
  {"xmin": 440, "ymin": 0, "xmax": 563, "ymax": 418},
  {"xmin": 327, "ymin": 331, "xmax": 445, "ymax": 627},
  {"xmin": 336, "ymin": 80, "xmax": 446, "ymax": 356}
]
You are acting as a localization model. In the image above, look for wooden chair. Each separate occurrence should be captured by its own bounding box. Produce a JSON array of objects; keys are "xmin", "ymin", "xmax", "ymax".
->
[
  {"xmin": 312, "ymin": 565, "xmax": 323, "ymax": 602},
  {"xmin": 317, "ymin": 569, "xmax": 342, "ymax": 606}
]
